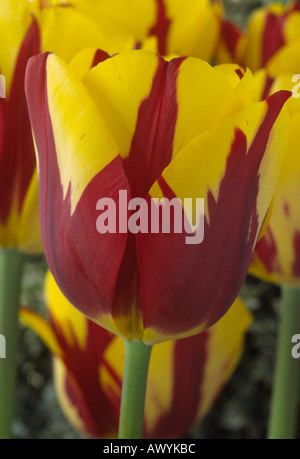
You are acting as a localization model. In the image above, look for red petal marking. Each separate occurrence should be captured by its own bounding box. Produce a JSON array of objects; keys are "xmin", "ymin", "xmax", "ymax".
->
[
  {"xmin": 137, "ymin": 90, "xmax": 290, "ymax": 337},
  {"xmin": 220, "ymin": 19, "xmax": 243, "ymax": 61},
  {"xmin": 122, "ymin": 56, "xmax": 185, "ymax": 199},
  {"xmin": 51, "ymin": 314, "xmax": 119, "ymax": 437},
  {"xmin": 144, "ymin": 332, "xmax": 209, "ymax": 439},
  {"xmin": 91, "ymin": 49, "xmax": 110, "ymax": 69},
  {"xmin": 261, "ymin": 12, "xmax": 286, "ymax": 68},
  {"xmin": 292, "ymin": 231, "xmax": 300, "ymax": 277},
  {"xmin": 291, "ymin": 3, "xmax": 300, "ymax": 13},
  {"xmin": 112, "ymin": 56, "xmax": 185, "ymax": 323},
  {"xmin": 261, "ymin": 74, "xmax": 274, "ymax": 101},
  {"xmin": 0, "ymin": 19, "xmax": 40, "ymax": 223},
  {"xmin": 254, "ymin": 227, "xmax": 282, "ymax": 275},
  {"xmin": 25, "ymin": 53, "xmax": 130, "ymax": 321},
  {"xmin": 284, "ymin": 202, "xmax": 290, "ymax": 217},
  {"xmin": 235, "ymin": 68, "xmax": 244, "ymax": 80},
  {"xmin": 149, "ymin": 0, "xmax": 171, "ymax": 55}
]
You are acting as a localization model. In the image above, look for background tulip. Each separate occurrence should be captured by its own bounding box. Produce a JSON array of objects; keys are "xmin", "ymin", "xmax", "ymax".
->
[
  {"xmin": 33, "ymin": 0, "xmax": 222, "ymax": 61},
  {"xmin": 249, "ymin": 69, "xmax": 300, "ymax": 440},
  {"xmin": 20, "ymin": 271, "xmax": 252, "ymax": 439},
  {"xmin": 217, "ymin": 2, "xmax": 300, "ymax": 73},
  {"xmin": 250, "ymin": 73, "xmax": 300, "ymax": 286},
  {"xmin": 215, "ymin": 1, "xmax": 300, "ymax": 439}
]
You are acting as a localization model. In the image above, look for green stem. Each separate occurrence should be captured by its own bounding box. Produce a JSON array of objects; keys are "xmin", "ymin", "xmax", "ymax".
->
[
  {"xmin": 118, "ymin": 340, "xmax": 152, "ymax": 439},
  {"xmin": 0, "ymin": 248, "xmax": 24, "ymax": 439},
  {"xmin": 267, "ymin": 285, "xmax": 300, "ymax": 439}
]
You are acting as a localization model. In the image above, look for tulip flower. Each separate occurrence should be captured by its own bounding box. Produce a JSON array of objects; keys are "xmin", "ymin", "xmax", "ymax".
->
[
  {"xmin": 20, "ymin": 270, "xmax": 252, "ymax": 439},
  {"xmin": 250, "ymin": 74, "xmax": 300, "ymax": 287},
  {"xmin": 217, "ymin": 2, "xmax": 300, "ymax": 73},
  {"xmin": 140, "ymin": 0, "xmax": 222, "ymax": 60},
  {"xmin": 215, "ymin": 17, "xmax": 244, "ymax": 66},
  {"xmin": 0, "ymin": 15, "xmax": 39, "ymax": 253},
  {"xmin": 247, "ymin": 70, "xmax": 300, "ymax": 439},
  {"xmin": 209, "ymin": 7, "xmax": 300, "ymax": 437},
  {"xmin": 25, "ymin": 49, "xmax": 290, "ymax": 345},
  {"xmin": 41, "ymin": 0, "xmax": 222, "ymax": 61},
  {"xmin": 25, "ymin": 48, "xmax": 290, "ymax": 437}
]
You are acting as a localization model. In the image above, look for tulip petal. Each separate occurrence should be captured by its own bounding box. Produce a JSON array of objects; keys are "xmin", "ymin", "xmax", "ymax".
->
[
  {"xmin": 216, "ymin": 19, "xmax": 244, "ymax": 65},
  {"xmin": 69, "ymin": 48, "xmax": 111, "ymax": 81},
  {"xmin": 70, "ymin": 0, "xmax": 156, "ymax": 46},
  {"xmin": 0, "ymin": 0, "xmax": 33, "ymax": 94},
  {"xmin": 83, "ymin": 50, "xmax": 172, "ymax": 197},
  {"xmin": 25, "ymin": 52, "xmax": 130, "ymax": 325},
  {"xmin": 36, "ymin": 6, "xmax": 116, "ymax": 60},
  {"xmin": 161, "ymin": 0, "xmax": 220, "ymax": 60},
  {"xmin": 0, "ymin": 19, "xmax": 40, "ymax": 247},
  {"xmin": 241, "ymin": 3, "xmax": 300, "ymax": 71},
  {"xmin": 250, "ymin": 104, "xmax": 300, "ymax": 286},
  {"xmin": 84, "ymin": 52, "xmax": 243, "ymax": 199},
  {"xmin": 17, "ymin": 169, "xmax": 43, "ymax": 253},
  {"xmin": 267, "ymin": 40, "xmax": 300, "ymax": 77},
  {"xmin": 139, "ymin": 91, "xmax": 290, "ymax": 343},
  {"xmin": 42, "ymin": 271, "xmax": 119, "ymax": 438}
]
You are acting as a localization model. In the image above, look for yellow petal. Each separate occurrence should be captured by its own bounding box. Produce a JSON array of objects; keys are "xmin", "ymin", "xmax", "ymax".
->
[{"xmin": 46, "ymin": 53, "xmax": 119, "ymax": 214}]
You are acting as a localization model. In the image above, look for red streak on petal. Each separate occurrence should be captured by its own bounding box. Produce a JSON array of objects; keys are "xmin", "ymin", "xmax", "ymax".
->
[
  {"xmin": 90, "ymin": 49, "xmax": 110, "ymax": 69},
  {"xmin": 261, "ymin": 74, "xmax": 274, "ymax": 101},
  {"xmin": 0, "ymin": 19, "xmax": 40, "ymax": 223},
  {"xmin": 122, "ymin": 56, "xmax": 185, "ymax": 199},
  {"xmin": 235, "ymin": 68, "xmax": 244, "ymax": 80},
  {"xmin": 261, "ymin": 12, "xmax": 286, "ymax": 68},
  {"xmin": 51, "ymin": 314, "xmax": 118, "ymax": 437},
  {"xmin": 221, "ymin": 20, "xmax": 243, "ymax": 61},
  {"xmin": 284, "ymin": 202, "xmax": 290, "ymax": 217},
  {"xmin": 292, "ymin": 231, "xmax": 300, "ymax": 277},
  {"xmin": 112, "ymin": 56, "xmax": 185, "ymax": 323},
  {"xmin": 149, "ymin": 0, "xmax": 171, "ymax": 55},
  {"xmin": 291, "ymin": 3, "xmax": 300, "ymax": 13},
  {"xmin": 255, "ymin": 227, "xmax": 282, "ymax": 275}
]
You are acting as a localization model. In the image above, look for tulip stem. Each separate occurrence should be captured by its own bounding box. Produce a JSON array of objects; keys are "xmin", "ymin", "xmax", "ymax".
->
[
  {"xmin": 267, "ymin": 285, "xmax": 300, "ymax": 439},
  {"xmin": 118, "ymin": 340, "xmax": 152, "ymax": 439},
  {"xmin": 0, "ymin": 248, "xmax": 24, "ymax": 439}
]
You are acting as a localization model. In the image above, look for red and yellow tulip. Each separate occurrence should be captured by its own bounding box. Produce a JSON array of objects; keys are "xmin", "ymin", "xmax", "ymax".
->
[
  {"xmin": 20, "ymin": 271, "xmax": 252, "ymax": 439},
  {"xmin": 0, "ymin": 0, "xmax": 130, "ymax": 253},
  {"xmin": 250, "ymin": 71, "xmax": 300, "ymax": 286},
  {"xmin": 25, "ymin": 48, "xmax": 290, "ymax": 344},
  {"xmin": 34, "ymin": 0, "xmax": 222, "ymax": 61},
  {"xmin": 215, "ymin": 2, "xmax": 300, "ymax": 287},
  {"xmin": 139, "ymin": 0, "xmax": 222, "ymax": 60},
  {"xmin": 0, "ymin": 4, "xmax": 41, "ymax": 252},
  {"xmin": 217, "ymin": 2, "xmax": 300, "ymax": 73}
]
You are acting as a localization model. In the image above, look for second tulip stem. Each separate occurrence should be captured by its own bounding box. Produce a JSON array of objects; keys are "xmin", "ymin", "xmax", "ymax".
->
[
  {"xmin": 267, "ymin": 285, "xmax": 300, "ymax": 439},
  {"xmin": 0, "ymin": 248, "xmax": 24, "ymax": 439},
  {"xmin": 118, "ymin": 340, "xmax": 152, "ymax": 439}
]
